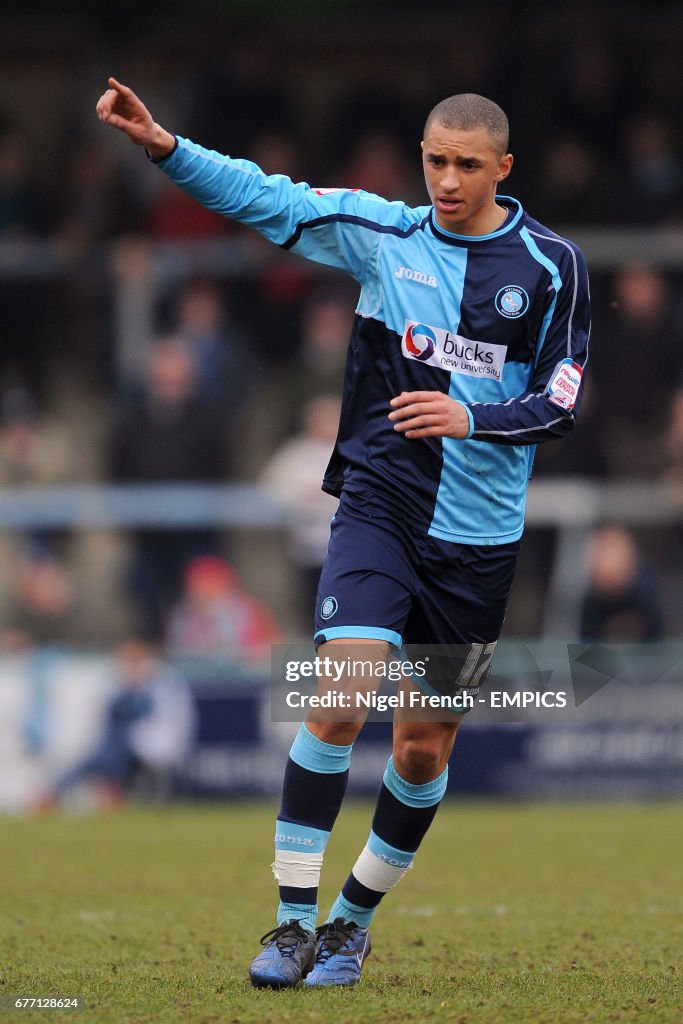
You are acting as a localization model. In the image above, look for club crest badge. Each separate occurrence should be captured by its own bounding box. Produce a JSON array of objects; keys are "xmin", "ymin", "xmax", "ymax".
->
[
  {"xmin": 320, "ymin": 596, "xmax": 338, "ymax": 620},
  {"xmin": 495, "ymin": 285, "xmax": 530, "ymax": 318}
]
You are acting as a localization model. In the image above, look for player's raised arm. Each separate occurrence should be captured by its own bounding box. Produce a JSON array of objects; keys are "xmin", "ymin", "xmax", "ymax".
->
[
  {"xmin": 95, "ymin": 77, "xmax": 417, "ymax": 281},
  {"xmin": 96, "ymin": 77, "xmax": 175, "ymax": 160}
]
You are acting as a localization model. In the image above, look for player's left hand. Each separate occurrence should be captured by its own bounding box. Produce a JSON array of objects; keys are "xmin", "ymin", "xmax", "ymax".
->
[{"xmin": 388, "ymin": 391, "xmax": 470, "ymax": 439}]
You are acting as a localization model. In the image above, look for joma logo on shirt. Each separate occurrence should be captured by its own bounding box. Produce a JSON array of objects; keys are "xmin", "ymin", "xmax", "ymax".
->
[{"xmin": 395, "ymin": 265, "xmax": 438, "ymax": 288}]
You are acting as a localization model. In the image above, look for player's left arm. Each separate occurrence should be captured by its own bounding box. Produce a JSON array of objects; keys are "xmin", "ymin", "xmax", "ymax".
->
[{"xmin": 390, "ymin": 242, "xmax": 591, "ymax": 444}]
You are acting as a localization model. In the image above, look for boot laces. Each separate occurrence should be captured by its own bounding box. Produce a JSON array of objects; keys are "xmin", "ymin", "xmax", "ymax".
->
[
  {"xmin": 258, "ymin": 920, "xmax": 310, "ymax": 958},
  {"xmin": 314, "ymin": 918, "xmax": 360, "ymax": 962}
]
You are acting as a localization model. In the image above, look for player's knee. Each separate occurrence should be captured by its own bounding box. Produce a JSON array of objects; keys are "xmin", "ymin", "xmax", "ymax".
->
[{"xmin": 393, "ymin": 729, "xmax": 457, "ymax": 783}]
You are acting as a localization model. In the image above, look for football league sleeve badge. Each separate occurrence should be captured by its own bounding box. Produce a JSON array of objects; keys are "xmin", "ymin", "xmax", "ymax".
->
[{"xmin": 545, "ymin": 357, "xmax": 583, "ymax": 411}]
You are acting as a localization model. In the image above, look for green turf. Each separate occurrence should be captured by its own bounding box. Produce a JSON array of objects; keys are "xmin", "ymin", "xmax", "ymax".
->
[{"xmin": 0, "ymin": 802, "xmax": 681, "ymax": 1023}]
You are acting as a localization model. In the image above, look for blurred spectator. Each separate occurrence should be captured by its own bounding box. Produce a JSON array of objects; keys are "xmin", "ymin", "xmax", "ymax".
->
[
  {"xmin": 42, "ymin": 638, "xmax": 195, "ymax": 808},
  {"xmin": 329, "ymin": 72, "xmax": 422, "ymax": 175},
  {"xmin": 621, "ymin": 113, "xmax": 683, "ymax": 224},
  {"xmin": 0, "ymin": 119, "xmax": 56, "ymax": 389},
  {"xmin": 167, "ymin": 556, "xmax": 278, "ymax": 665},
  {"xmin": 550, "ymin": 36, "xmax": 626, "ymax": 159},
  {"xmin": 2, "ymin": 552, "xmax": 80, "ymax": 651},
  {"xmin": 2, "ymin": 552, "xmax": 82, "ymax": 755},
  {"xmin": 125, "ymin": 641, "xmax": 197, "ymax": 799},
  {"xmin": 261, "ymin": 394, "xmax": 341, "ymax": 626},
  {"xmin": 299, "ymin": 292, "xmax": 352, "ymax": 380},
  {"xmin": 533, "ymin": 134, "xmax": 610, "ymax": 225},
  {"xmin": 252, "ymin": 288, "xmax": 352, "ymax": 458},
  {"xmin": 247, "ymin": 131, "xmax": 303, "ymax": 181},
  {"xmin": 0, "ymin": 118, "xmax": 46, "ymax": 237},
  {"xmin": 591, "ymin": 264, "xmax": 683, "ymax": 478},
  {"xmin": 638, "ymin": 39, "xmax": 682, "ymax": 126},
  {"xmin": 55, "ymin": 137, "xmax": 137, "ymax": 245},
  {"xmin": 579, "ymin": 525, "xmax": 663, "ymax": 642},
  {"xmin": 0, "ymin": 387, "xmax": 74, "ymax": 486},
  {"xmin": 171, "ymin": 277, "xmax": 249, "ymax": 424},
  {"xmin": 109, "ymin": 337, "xmax": 229, "ymax": 639},
  {"xmin": 110, "ymin": 335, "xmax": 228, "ymax": 481},
  {"xmin": 339, "ymin": 133, "xmax": 420, "ymax": 203},
  {"xmin": 283, "ymin": 290, "xmax": 352, "ymax": 419},
  {"xmin": 187, "ymin": 44, "xmax": 294, "ymax": 160}
]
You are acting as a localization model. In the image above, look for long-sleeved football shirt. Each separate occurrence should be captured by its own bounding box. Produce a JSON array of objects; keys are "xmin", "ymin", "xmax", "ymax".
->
[{"xmin": 155, "ymin": 137, "xmax": 591, "ymax": 545}]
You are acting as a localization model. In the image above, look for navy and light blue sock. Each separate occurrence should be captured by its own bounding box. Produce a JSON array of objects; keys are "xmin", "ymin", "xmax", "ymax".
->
[
  {"xmin": 274, "ymin": 723, "xmax": 352, "ymax": 933},
  {"xmin": 327, "ymin": 755, "xmax": 448, "ymax": 928}
]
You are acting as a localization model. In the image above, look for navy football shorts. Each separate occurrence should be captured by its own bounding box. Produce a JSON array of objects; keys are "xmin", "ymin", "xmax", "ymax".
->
[{"xmin": 313, "ymin": 489, "xmax": 520, "ymax": 704}]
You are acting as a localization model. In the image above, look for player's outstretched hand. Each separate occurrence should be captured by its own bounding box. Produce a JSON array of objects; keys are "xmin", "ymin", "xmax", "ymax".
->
[
  {"xmin": 96, "ymin": 77, "xmax": 175, "ymax": 159},
  {"xmin": 389, "ymin": 391, "xmax": 470, "ymax": 439}
]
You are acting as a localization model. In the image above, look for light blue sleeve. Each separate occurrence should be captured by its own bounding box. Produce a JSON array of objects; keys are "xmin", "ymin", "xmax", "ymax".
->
[{"xmin": 156, "ymin": 135, "xmax": 420, "ymax": 282}]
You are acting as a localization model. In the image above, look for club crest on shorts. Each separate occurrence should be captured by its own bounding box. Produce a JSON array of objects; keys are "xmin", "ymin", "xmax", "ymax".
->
[
  {"xmin": 495, "ymin": 285, "xmax": 529, "ymax": 318},
  {"xmin": 320, "ymin": 596, "xmax": 338, "ymax": 620}
]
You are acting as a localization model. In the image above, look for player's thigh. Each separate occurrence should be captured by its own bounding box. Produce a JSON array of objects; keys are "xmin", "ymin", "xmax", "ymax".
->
[
  {"xmin": 313, "ymin": 492, "xmax": 416, "ymax": 648},
  {"xmin": 403, "ymin": 539, "xmax": 519, "ymax": 702},
  {"xmin": 408, "ymin": 539, "xmax": 520, "ymax": 646}
]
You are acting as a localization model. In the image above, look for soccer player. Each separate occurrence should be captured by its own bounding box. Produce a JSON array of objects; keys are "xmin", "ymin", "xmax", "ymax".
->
[{"xmin": 96, "ymin": 78, "xmax": 590, "ymax": 988}]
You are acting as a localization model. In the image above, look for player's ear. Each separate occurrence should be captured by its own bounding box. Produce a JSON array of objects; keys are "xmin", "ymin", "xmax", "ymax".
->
[
  {"xmin": 420, "ymin": 140, "xmax": 425, "ymax": 154},
  {"xmin": 495, "ymin": 153, "xmax": 513, "ymax": 182}
]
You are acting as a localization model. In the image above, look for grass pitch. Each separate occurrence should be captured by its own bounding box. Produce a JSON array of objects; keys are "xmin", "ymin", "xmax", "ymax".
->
[{"xmin": 1, "ymin": 802, "xmax": 681, "ymax": 1023}]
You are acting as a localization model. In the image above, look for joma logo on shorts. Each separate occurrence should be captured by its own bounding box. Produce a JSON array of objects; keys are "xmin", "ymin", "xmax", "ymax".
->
[
  {"xmin": 395, "ymin": 265, "xmax": 438, "ymax": 288},
  {"xmin": 275, "ymin": 833, "xmax": 314, "ymax": 846}
]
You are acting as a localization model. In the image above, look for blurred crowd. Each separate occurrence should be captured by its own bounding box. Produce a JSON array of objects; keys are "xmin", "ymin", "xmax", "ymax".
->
[{"xmin": 1, "ymin": 5, "xmax": 683, "ymax": 652}]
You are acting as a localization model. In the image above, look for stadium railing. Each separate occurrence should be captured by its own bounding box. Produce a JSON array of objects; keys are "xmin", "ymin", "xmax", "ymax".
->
[{"xmin": 1, "ymin": 479, "xmax": 681, "ymax": 637}]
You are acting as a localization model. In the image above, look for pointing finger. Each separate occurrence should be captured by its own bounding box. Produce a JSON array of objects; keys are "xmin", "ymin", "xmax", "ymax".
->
[{"xmin": 107, "ymin": 76, "xmax": 132, "ymax": 97}]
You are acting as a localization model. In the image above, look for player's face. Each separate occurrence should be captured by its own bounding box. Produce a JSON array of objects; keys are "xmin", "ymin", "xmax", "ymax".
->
[{"xmin": 421, "ymin": 123, "xmax": 513, "ymax": 236}]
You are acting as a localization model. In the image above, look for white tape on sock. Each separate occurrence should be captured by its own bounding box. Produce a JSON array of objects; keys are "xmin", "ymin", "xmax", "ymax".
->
[
  {"xmin": 271, "ymin": 849, "xmax": 325, "ymax": 887},
  {"xmin": 352, "ymin": 843, "xmax": 413, "ymax": 893}
]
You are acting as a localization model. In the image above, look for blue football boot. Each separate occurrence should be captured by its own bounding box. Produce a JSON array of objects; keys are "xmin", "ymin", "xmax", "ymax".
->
[
  {"xmin": 304, "ymin": 918, "xmax": 372, "ymax": 987},
  {"xmin": 248, "ymin": 920, "xmax": 317, "ymax": 989}
]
